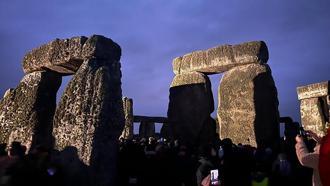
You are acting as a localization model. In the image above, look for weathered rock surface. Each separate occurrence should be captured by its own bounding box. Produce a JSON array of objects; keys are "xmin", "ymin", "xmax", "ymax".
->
[
  {"xmin": 22, "ymin": 36, "xmax": 88, "ymax": 74},
  {"xmin": 53, "ymin": 36, "xmax": 123, "ymax": 186},
  {"xmin": 218, "ymin": 63, "xmax": 279, "ymax": 148},
  {"xmin": 82, "ymin": 35, "xmax": 122, "ymax": 59},
  {"xmin": 297, "ymin": 81, "xmax": 329, "ymax": 100},
  {"xmin": 300, "ymin": 98, "xmax": 328, "ymax": 137},
  {"xmin": 167, "ymin": 72, "xmax": 215, "ymax": 146},
  {"xmin": 173, "ymin": 41, "xmax": 268, "ymax": 75},
  {"xmin": 120, "ymin": 97, "xmax": 134, "ymax": 140},
  {"xmin": 297, "ymin": 81, "xmax": 329, "ymax": 137},
  {"xmin": 22, "ymin": 35, "xmax": 121, "ymax": 75},
  {"xmin": 3, "ymin": 88, "xmax": 14, "ymax": 98},
  {"xmin": 0, "ymin": 71, "xmax": 61, "ymax": 150},
  {"xmin": 139, "ymin": 121, "xmax": 155, "ymax": 138}
]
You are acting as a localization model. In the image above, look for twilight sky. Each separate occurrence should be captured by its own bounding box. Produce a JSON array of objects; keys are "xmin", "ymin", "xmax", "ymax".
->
[{"xmin": 0, "ymin": 0, "xmax": 329, "ymax": 124}]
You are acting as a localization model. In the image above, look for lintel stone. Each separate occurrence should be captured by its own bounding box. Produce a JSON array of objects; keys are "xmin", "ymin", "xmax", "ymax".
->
[
  {"xmin": 173, "ymin": 41, "xmax": 268, "ymax": 75},
  {"xmin": 22, "ymin": 35, "xmax": 121, "ymax": 75},
  {"xmin": 297, "ymin": 81, "xmax": 330, "ymax": 100},
  {"xmin": 22, "ymin": 36, "xmax": 88, "ymax": 74}
]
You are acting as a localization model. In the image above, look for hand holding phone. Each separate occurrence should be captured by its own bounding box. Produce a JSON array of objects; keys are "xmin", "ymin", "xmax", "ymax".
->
[
  {"xmin": 306, "ymin": 130, "xmax": 322, "ymax": 143},
  {"xmin": 210, "ymin": 169, "xmax": 220, "ymax": 186}
]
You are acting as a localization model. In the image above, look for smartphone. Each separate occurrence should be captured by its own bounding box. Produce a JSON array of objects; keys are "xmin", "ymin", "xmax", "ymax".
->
[
  {"xmin": 210, "ymin": 169, "xmax": 220, "ymax": 186},
  {"xmin": 299, "ymin": 127, "xmax": 308, "ymax": 145},
  {"xmin": 299, "ymin": 127, "xmax": 308, "ymax": 142},
  {"xmin": 299, "ymin": 127, "xmax": 307, "ymax": 137}
]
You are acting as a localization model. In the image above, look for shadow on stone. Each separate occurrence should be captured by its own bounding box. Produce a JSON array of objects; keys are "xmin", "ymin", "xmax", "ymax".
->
[
  {"xmin": 253, "ymin": 67, "xmax": 280, "ymax": 149},
  {"xmin": 30, "ymin": 71, "xmax": 62, "ymax": 151},
  {"xmin": 167, "ymin": 82, "xmax": 215, "ymax": 147}
]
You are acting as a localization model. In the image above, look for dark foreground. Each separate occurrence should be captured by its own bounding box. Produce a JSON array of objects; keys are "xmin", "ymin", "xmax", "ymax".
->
[{"xmin": 0, "ymin": 133, "xmax": 316, "ymax": 186}]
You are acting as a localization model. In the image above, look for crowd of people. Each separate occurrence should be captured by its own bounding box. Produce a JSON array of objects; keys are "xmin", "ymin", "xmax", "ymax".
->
[
  {"xmin": 0, "ymin": 142, "xmax": 65, "ymax": 186},
  {"xmin": 0, "ymin": 127, "xmax": 328, "ymax": 186},
  {"xmin": 118, "ymin": 133, "xmax": 317, "ymax": 186}
]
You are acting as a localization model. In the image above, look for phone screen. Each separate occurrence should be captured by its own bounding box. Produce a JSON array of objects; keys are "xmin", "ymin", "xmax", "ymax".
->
[{"xmin": 210, "ymin": 169, "xmax": 220, "ymax": 185}]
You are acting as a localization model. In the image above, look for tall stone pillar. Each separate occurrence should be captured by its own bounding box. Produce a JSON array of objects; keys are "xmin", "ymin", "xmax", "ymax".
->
[
  {"xmin": 218, "ymin": 63, "xmax": 280, "ymax": 148},
  {"xmin": 120, "ymin": 97, "xmax": 134, "ymax": 140},
  {"xmin": 297, "ymin": 81, "xmax": 329, "ymax": 137},
  {"xmin": 139, "ymin": 121, "xmax": 155, "ymax": 138},
  {"xmin": 53, "ymin": 35, "xmax": 124, "ymax": 186},
  {"xmin": 167, "ymin": 72, "xmax": 214, "ymax": 146},
  {"xmin": 0, "ymin": 71, "xmax": 61, "ymax": 150}
]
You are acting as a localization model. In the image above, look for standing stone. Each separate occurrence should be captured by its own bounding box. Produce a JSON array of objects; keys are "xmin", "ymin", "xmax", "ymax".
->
[
  {"xmin": 139, "ymin": 121, "xmax": 155, "ymax": 138},
  {"xmin": 297, "ymin": 81, "xmax": 329, "ymax": 137},
  {"xmin": 0, "ymin": 71, "xmax": 61, "ymax": 150},
  {"xmin": 120, "ymin": 97, "xmax": 134, "ymax": 140},
  {"xmin": 160, "ymin": 124, "xmax": 170, "ymax": 139},
  {"xmin": 53, "ymin": 36, "xmax": 124, "ymax": 186},
  {"xmin": 218, "ymin": 63, "xmax": 279, "ymax": 148},
  {"xmin": 300, "ymin": 98, "xmax": 327, "ymax": 137},
  {"xmin": 167, "ymin": 72, "xmax": 214, "ymax": 146}
]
